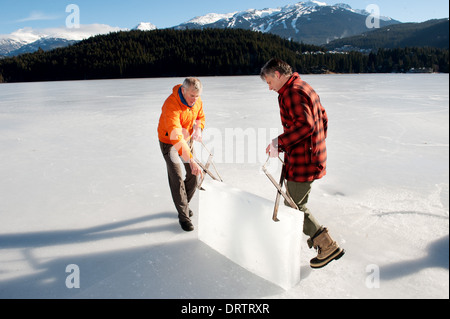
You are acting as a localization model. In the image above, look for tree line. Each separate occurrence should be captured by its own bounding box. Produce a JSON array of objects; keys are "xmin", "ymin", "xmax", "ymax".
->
[
  {"xmin": 326, "ymin": 19, "xmax": 449, "ymax": 51},
  {"xmin": 0, "ymin": 29, "xmax": 448, "ymax": 83}
]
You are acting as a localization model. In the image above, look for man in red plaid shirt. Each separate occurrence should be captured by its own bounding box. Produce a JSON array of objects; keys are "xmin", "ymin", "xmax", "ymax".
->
[{"xmin": 261, "ymin": 58, "xmax": 345, "ymax": 269}]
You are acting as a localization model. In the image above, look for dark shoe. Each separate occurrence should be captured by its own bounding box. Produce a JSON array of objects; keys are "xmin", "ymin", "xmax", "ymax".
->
[
  {"xmin": 189, "ymin": 210, "xmax": 194, "ymax": 218},
  {"xmin": 179, "ymin": 220, "xmax": 194, "ymax": 232}
]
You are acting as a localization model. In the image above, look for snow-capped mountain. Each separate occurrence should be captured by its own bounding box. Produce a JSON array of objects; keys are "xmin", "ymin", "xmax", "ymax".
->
[
  {"xmin": 133, "ymin": 22, "xmax": 157, "ymax": 31},
  {"xmin": 0, "ymin": 24, "xmax": 126, "ymax": 57},
  {"xmin": 0, "ymin": 23, "xmax": 157, "ymax": 57},
  {"xmin": 0, "ymin": 38, "xmax": 25, "ymax": 56},
  {"xmin": 7, "ymin": 38, "xmax": 79, "ymax": 56},
  {"xmin": 1, "ymin": 1, "xmax": 402, "ymax": 57},
  {"xmin": 185, "ymin": 1, "xmax": 325, "ymax": 27},
  {"xmin": 0, "ymin": 28, "xmax": 43, "ymax": 56},
  {"xmin": 175, "ymin": 1, "xmax": 400, "ymax": 45}
]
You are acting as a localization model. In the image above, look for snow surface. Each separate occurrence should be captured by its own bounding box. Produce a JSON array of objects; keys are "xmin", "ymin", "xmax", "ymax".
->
[{"xmin": 0, "ymin": 74, "xmax": 448, "ymax": 299}]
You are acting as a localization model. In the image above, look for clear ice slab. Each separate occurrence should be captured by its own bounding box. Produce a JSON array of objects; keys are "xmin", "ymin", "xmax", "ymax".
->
[{"xmin": 198, "ymin": 180, "xmax": 303, "ymax": 290}]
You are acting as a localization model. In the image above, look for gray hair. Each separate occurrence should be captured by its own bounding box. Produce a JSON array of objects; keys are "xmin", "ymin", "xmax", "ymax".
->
[
  {"xmin": 183, "ymin": 77, "xmax": 203, "ymax": 93},
  {"xmin": 260, "ymin": 58, "xmax": 293, "ymax": 80}
]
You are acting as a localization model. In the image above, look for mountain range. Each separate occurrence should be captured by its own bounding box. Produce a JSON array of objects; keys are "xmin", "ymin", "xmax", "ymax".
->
[
  {"xmin": 0, "ymin": 23, "xmax": 157, "ymax": 57},
  {"xmin": 175, "ymin": 1, "xmax": 399, "ymax": 45},
  {"xmin": 0, "ymin": 24, "xmax": 124, "ymax": 57},
  {"xmin": 0, "ymin": 1, "xmax": 444, "ymax": 58},
  {"xmin": 325, "ymin": 18, "xmax": 449, "ymax": 50}
]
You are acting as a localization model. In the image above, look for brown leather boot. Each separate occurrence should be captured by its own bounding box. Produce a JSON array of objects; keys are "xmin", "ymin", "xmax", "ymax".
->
[{"xmin": 310, "ymin": 227, "xmax": 345, "ymax": 269}]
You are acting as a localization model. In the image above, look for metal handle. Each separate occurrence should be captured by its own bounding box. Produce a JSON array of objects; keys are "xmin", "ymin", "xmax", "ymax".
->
[{"xmin": 262, "ymin": 155, "xmax": 299, "ymax": 222}]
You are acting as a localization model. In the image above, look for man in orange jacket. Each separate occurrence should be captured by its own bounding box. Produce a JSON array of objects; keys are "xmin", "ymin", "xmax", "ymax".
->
[{"xmin": 158, "ymin": 77, "xmax": 205, "ymax": 232}]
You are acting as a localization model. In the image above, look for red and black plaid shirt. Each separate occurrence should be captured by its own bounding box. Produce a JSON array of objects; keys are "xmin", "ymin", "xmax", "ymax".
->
[{"xmin": 275, "ymin": 73, "xmax": 328, "ymax": 182}]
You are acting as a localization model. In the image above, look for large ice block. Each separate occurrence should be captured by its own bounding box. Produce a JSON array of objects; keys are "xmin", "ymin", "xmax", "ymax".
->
[{"xmin": 198, "ymin": 180, "xmax": 303, "ymax": 290}]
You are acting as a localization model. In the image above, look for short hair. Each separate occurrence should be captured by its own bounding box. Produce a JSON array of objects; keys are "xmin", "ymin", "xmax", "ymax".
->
[
  {"xmin": 183, "ymin": 77, "xmax": 203, "ymax": 93},
  {"xmin": 260, "ymin": 58, "xmax": 293, "ymax": 80}
]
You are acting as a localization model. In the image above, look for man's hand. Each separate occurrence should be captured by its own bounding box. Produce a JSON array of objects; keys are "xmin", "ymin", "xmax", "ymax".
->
[
  {"xmin": 192, "ymin": 120, "xmax": 203, "ymax": 142},
  {"xmin": 192, "ymin": 127, "xmax": 202, "ymax": 142},
  {"xmin": 189, "ymin": 158, "xmax": 204, "ymax": 177},
  {"xmin": 266, "ymin": 142, "xmax": 279, "ymax": 158}
]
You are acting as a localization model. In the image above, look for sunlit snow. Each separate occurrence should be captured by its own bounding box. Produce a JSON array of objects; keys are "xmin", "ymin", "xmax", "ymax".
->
[{"xmin": 0, "ymin": 74, "xmax": 448, "ymax": 299}]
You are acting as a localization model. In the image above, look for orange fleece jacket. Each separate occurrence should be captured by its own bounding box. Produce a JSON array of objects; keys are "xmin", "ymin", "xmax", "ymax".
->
[{"xmin": 158, "ymin": 84, "xmax": 206, "ymax": 161}]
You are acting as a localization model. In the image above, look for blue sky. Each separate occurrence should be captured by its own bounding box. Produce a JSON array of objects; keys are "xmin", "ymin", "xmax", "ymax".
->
[{"xmin": 0, "ymin": 0, "xmax": 448, "ymax": 35}]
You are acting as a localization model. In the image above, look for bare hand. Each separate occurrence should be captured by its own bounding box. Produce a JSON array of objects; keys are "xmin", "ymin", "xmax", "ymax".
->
[
  {"xmin": 189, "ymin": 159, "xmax": 204, "ymax": 177},
  {"xmin": 192, "ymin": 127, "xmax": 202, "ymax": 142},
  {"xmin": 266, "ymin": 143, "xmax": 279, "ymax": 158}
]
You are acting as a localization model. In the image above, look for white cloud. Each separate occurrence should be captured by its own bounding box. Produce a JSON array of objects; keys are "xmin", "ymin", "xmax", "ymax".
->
[
  {"xmin": 16, "ymin": 11, "xmax": 62, "ymax": 23},
  {"xmin": 42, "ymin": 24, "xmax": 127, "ymax": 41},
  {"xmin": 1, "ymin": 24, "xmax": 128, "ymax": 43}
]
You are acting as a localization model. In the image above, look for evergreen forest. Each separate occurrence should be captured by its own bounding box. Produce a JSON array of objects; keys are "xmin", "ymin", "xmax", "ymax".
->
[{"xmin": 0, "ymin": 29, "xmax": 448, "ymax": 83}]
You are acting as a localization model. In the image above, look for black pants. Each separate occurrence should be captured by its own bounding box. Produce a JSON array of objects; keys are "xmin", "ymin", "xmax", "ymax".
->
[{"xmin": 160, "ymin": 141, "xmax": 198, "ymax": 222}]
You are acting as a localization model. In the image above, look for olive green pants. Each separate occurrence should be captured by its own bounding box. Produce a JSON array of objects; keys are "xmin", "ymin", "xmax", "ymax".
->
[{"xmin": 285, "ymin": 181, "xmax": 322, "ymax": 239}]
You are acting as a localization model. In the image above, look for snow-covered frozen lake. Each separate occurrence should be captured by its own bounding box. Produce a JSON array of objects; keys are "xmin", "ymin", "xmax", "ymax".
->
[{"xmin": 0, "ymin": 74, "xmax": 448, "ymax": 299}]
